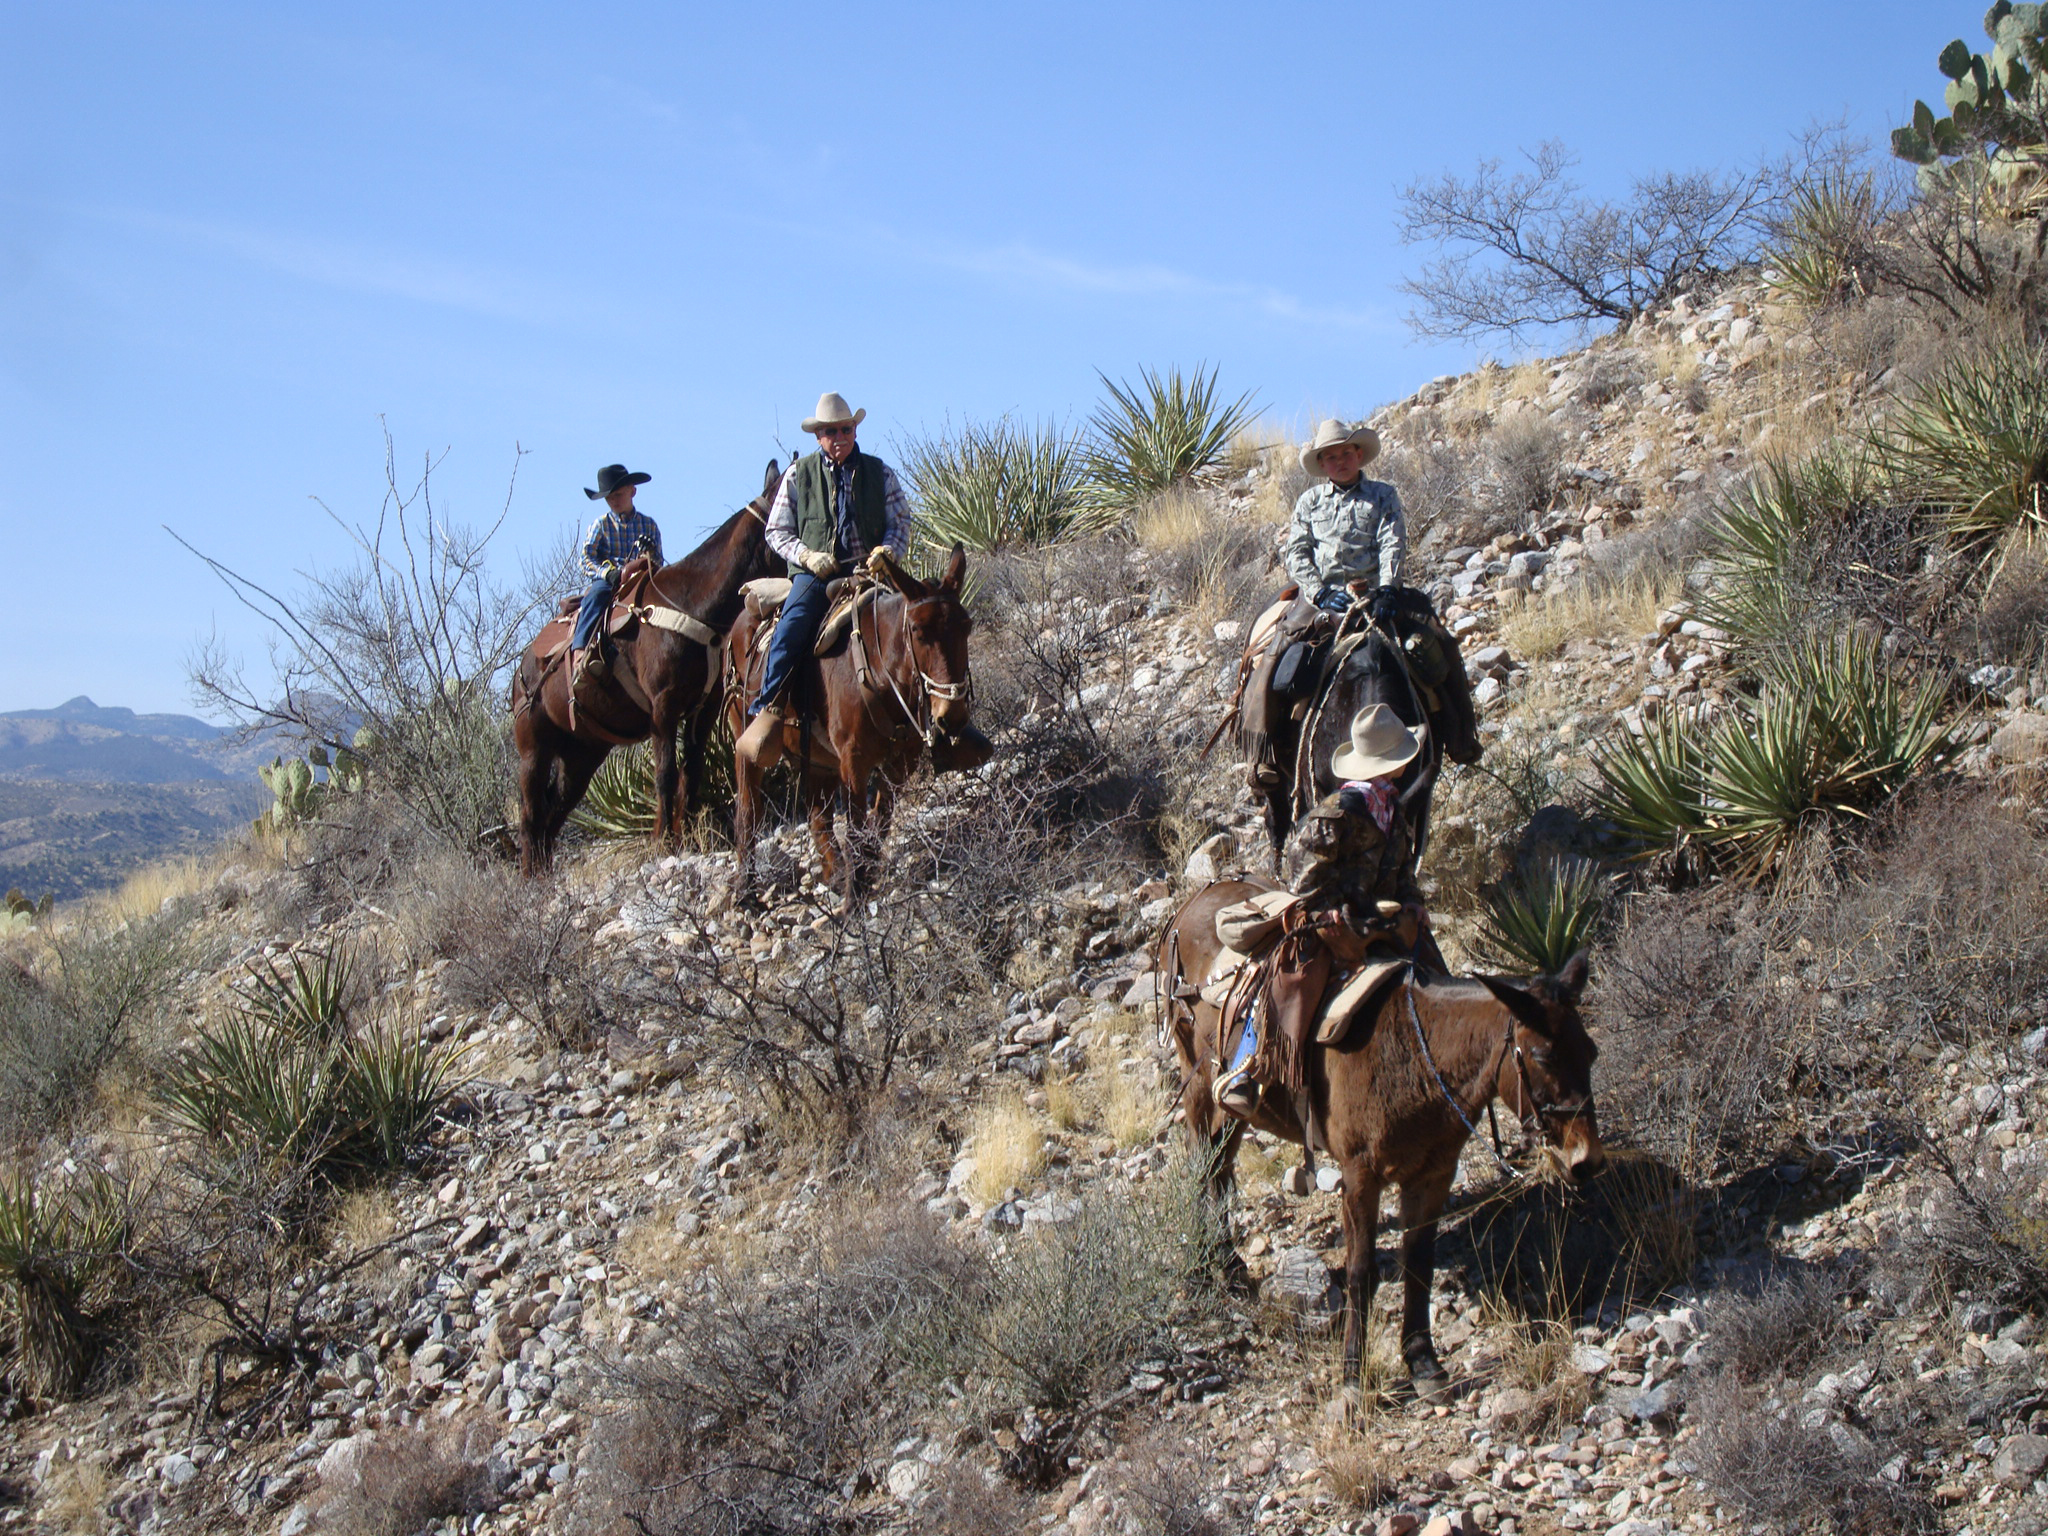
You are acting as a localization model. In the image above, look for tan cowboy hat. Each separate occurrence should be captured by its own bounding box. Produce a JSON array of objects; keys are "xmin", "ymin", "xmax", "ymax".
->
[
  {"xmin": 1330, "ymin": 703, "xmax": 1421, "ymax": 781},
  {"xmin": 800, "ymin": 392, "xmax": 867, "ymax": 433},
  {"xmin": 1298, "ymin": 418, "xmax": 1382, "ymax": 479}
]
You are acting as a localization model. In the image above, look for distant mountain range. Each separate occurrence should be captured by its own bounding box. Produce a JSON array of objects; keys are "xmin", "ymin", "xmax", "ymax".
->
[
  {"xmin": 0, "ymin": 697, "xmax": 278, "ymax": 900},
  {"xmin": 0, "ymin": 696, "xmax": 280, "ymax": 784}
]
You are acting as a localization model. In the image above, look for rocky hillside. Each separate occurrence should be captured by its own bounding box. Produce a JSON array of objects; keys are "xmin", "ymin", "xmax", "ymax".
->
[{"xmin": 5, "ymin": 276, "xmax": 2048, "ymax": 1536}]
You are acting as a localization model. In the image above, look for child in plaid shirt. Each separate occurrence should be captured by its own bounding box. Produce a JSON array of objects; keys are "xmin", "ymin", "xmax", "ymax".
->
[{"xmin": 572, "ymin": 464, "xmax": 662, "ymax": 679}]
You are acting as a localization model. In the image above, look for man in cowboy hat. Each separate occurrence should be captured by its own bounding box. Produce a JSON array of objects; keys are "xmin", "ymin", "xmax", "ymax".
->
[
  {"xmin": 1283, "ymin": 419, "xmax": 1406, "ymax": 613},
  {"xmin": 737, "ymin": 392, "xmax": 912, "ymax": 761},
  {"xmin": 570, "ymin": 464, "xmax": 663, "ymax": 683}
]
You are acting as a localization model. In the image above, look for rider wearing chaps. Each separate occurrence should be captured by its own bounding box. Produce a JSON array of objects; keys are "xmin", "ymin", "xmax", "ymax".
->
[{"xmin": 737, "ymin": 392, "xmax": 911, "ymax": 767}]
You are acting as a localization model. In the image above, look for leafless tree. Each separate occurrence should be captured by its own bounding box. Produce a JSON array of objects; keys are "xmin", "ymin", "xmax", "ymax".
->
[
  {"xmin": 1397, "ymin": 141, "xmax": 1782, "ymax": 343},
  {"xmin": 174, "ymin": 426, "xmax": 573, "ymax": 853}
]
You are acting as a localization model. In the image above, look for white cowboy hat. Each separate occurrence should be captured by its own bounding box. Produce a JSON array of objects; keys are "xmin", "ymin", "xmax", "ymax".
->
[
  {"xmin": 800, "ymin": 392, "xmax": 867, "ymax": 433},
  {"xmin": 1298, "ymin": 418, "xmax": 1383, "ymax": 479},
  {"xmin": 1330, "ymin": 703, "xmax": 1421, "ymax": 781}
]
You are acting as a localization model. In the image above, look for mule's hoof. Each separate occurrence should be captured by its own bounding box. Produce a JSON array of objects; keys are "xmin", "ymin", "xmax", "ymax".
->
[{"xmin": 1408, "ymin": 1363, "xmax": 1453, "ymax": 1403}]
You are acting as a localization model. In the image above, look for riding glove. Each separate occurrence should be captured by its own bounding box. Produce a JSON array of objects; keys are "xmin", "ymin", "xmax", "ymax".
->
[
  {"xmin": 1314, "ymin": 584, "xmax": 1354, "ymax": 614},
  {"xmin": 799, "ymin": 549, "xmax": 841, "ymax": 580}
]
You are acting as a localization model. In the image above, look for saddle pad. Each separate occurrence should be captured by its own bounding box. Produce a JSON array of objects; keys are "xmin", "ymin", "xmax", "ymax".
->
[
  {"xmin": 1245, "ymin": 596, "xmax": 1292, "ymax": 659},
  {"xmin": 1314, "ymin": 958, "xmax": 1408, "ymax": 1045},
  {"xmin": 1197, "ymin": 947, "xmax": 1251, "ymax": 1007}
]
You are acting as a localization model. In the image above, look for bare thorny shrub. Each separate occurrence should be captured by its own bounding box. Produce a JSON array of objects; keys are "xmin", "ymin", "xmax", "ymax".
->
[
  {"xmin": 305, "ymin": 1412, "xmax": 508, "ymax": 1536},
  {"xmin": 1589, "ymin": 784, "xmax": 2048, "ymax": 1181},
  {"xmin": 1688, "ymin": 1267, "xmax": 1943, "ymax": 1535},
  {"xmin": 182, "ymin": 430, "xmax": 573, "ymax": 855},
  {"xmin": 401, "ymin": 854, "xmax": 607, "ymax": 1046}
]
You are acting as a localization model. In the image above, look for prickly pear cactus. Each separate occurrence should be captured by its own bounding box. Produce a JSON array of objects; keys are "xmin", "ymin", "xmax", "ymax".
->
[{"xmin": 1894, "ymin": 2, "xmax": 2048, "ymax": 209}]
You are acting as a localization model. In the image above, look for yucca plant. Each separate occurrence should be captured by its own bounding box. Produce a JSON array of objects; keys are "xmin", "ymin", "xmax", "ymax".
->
[
  {"xmin": 235, "ymin": 946, "xmax": 353, "ymax": 1047},
  {"xmin": 1766, "ymin": 171, "xmax": 1884, "ymax": 310},
  {"xmin": 1592, "ymin": 632, "xmax": 1950, "ymax": 880},
  {"xmin": 1477, "ymin": 855, "xmax": 1612, "ymax": 975},
  {"xmin": 334, "ymin": 1020, "xmax": 464, "ymax": 1172},
  {"xmin": 1084, "ymin": 364, "xmax": 1257, "ymax": 512},
  {"xmin": 1698, "ymin": 450, "xmax": 1889, "ymax": 649},
  {"xmin": 1884, "ymin": 343, "xmax": 2048, "ymax": 560},
  {"xmin": 1588, "ymin": 709, "xmax": 1712, "ymax": 848},
  {"xmin": 0, "ymin": 1169, "xmax": 128, "ymax": 1398},
  {"xmin": 898, "ymin": 417, "xmax": 1104, "ymax": 551}
]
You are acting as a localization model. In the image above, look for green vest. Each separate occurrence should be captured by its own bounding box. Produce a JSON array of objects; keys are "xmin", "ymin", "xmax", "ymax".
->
[{"xmin": 789, "ymin": 450, "xmax": 889, "ymax": 570}]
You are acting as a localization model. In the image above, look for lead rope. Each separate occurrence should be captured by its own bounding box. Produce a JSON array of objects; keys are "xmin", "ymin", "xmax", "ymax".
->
[{"xmin": 1405, "ymin": 977, "xmax": 1521, "ymax": 1181}]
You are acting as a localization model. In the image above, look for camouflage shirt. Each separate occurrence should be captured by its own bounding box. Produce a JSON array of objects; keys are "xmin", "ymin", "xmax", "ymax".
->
[
  {"xmin": 1283, "ymin": 476, "xmax": 1406, "ymax": 593},
  {"xmin": 1284, "ymin": 789, "xmax": 1419, "ymax": 911}
]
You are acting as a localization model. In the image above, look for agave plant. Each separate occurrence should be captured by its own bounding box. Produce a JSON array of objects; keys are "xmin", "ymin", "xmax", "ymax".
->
[
  {"xmin": 898, "ymin": 417, "xmax": 1104, "ymax": 551},
  {"xmin": 235, "ymin": 946, "xmax": 353, "ymax": 1047},
  {"xmin": 1477, "ymin": 855, "xmax": 1612, "ymax": 975},
  {"xmin": 1084, "ymin": 364, "xmax": 1257, "ymax": 512},
  {"xmin": 0, "ymin": 1168, "xmax": 129, "ymax": 1398},
  {"xmin": 1884, "ymin": 343, "xmax": 2048, "ymax": 559}
]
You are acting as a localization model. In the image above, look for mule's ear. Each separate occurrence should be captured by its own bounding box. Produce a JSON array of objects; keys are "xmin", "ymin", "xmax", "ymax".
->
[
  {"xmin": 763, "ymin": 459, "xmax": 780, "ymax": 496},
  {"xmin": 1553, "ymin": 949, "xmax": 1591, "ymax": 1002},
  {"xmin": 942, "ymin": 542, "xmax": 967, "ymax": 593},
  {"xmin": 1478, "ymin": 975, "xmax": 1553, "ymax": 1034}
]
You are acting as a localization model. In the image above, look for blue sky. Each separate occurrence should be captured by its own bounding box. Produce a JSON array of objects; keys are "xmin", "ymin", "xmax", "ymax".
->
[{"xmin": 3, "ymin": 2, "xmax": 1949, "ymax": 714}]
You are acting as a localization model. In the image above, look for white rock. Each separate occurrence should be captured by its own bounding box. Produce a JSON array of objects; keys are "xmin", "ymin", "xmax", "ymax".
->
[
  {"xmin": 887, "ymin": 1458, "xmax": 931, "ymax": 1498},
  {"xmin": 1183, "ymin": 832, "xmax": 1236, "ymax": 883},
  {"xmin": 160, "ymin": 1452, "xmax": 198, "ymax": 1487}
]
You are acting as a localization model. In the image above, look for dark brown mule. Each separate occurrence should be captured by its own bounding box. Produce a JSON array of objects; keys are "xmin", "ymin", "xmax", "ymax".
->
[
  {"xmin": 1157, "ymin": 879, "xmax": 1604, "ymax": 1390},
  {"xmin": 1237, "ymin": 589, "xmax": 1484, "ymax": 870},
  {"xmin": 511, "ymin": 461, "xmax": 786, "ymax": 874},
  {"xmin": 724, "ymin": 546, "xmax": 976, "ymax": 907}
]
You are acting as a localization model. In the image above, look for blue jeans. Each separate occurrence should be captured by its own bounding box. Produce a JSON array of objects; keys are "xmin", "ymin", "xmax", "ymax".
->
[
  {"xmin": 752, "ymin": 571, "xmax": 830, "ymax": 714},
  {"xmin": 571, "ymin": 577, "xmax": 613, "ymax": 651}
]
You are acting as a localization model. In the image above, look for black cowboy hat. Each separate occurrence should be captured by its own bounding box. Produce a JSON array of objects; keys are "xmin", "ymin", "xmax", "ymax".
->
[{"xmin": 585, "ymin": 464, "xmax": 652, "ymax": 500}]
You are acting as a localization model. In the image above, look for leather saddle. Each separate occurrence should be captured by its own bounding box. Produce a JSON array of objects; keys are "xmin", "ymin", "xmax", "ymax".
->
[
  {"xmin": 548, "ymin": 556, "xmax": 660, "ymax": 644},
  {"xmin": 737, "ymin": 576, "xmax": 881, "ymax": 658}
]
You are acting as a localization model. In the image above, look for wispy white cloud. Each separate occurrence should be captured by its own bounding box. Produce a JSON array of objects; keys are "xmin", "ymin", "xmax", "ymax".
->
[
  {"xmin": 82, "ymin": 206, "xmax": 590, "ymax": 324},
  {"xmin": 865, "ymin": 226, "xmax": 1395, "ymax": 332}
]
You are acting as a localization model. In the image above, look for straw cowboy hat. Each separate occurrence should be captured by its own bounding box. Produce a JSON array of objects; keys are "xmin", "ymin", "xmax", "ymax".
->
[
  {"xmin": 584, "ymin": 464, "xmax": 652, "ymax": 500},
  {"xmin": 1330, "ymin": 703, "xmax": 1421, "ymax": 780},
  {"xmin": 1298, "ymin": 418, "xmax": 1383, "ymax": 479},
  {"xmin": 800, "ymin": 392, "xmax": 867, "ymax": 433}
]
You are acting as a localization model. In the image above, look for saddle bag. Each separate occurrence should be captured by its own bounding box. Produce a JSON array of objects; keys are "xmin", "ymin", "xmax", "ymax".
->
[{"xmin": 1272, "ymin": 639, "xmax": 1327, "ymax": 700}]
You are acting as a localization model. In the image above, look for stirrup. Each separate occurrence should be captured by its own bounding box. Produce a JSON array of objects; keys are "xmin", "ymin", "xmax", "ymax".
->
[{"xmin": 1216, "ymin": 1060, "xmax": 1260, "ymax": 1116}]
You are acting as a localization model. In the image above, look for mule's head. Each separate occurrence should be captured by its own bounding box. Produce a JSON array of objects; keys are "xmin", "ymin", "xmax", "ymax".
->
[
  {"xmin": 1479, "ymin": 951, "xmax": 1604, "ymax": 1182},
  {"xmin": 894, "ymin": 544, "xmax": 975, "ymax": 731}
]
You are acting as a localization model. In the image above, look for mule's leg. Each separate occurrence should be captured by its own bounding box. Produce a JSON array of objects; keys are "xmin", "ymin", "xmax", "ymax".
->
[
  {"xmin": 545, "ymin": 741, "xmax": 607, "ymax": 857},
  {"xmin": 1339, "ymin": 1167, "xmax": 1384, "ymax": 1387},
  {"xmin": 680, "ymin": 697, "xmax": 716, "ymax": 820},
  {"xmin": 1396, "ymin": 1164, "xmax": 1458, "ymax": 1395},
  {"xmin": 515, "ymin": 720, "xmax": 556, "ymax": 876},
  {"xmin": 649, "ymin": 709, "xmax": 684, "ymax": 852},
  {"xmin": 836, "ymin": 762, "xmax": 871, "ymax": 912}
]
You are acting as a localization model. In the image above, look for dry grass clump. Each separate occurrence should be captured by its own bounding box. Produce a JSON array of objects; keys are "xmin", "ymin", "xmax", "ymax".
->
[
  {"xmin": 1318, "ymin": 1426, "xmax": 1396, "ymax": 1509},
  {"xmin": 1501, "ymin": 560, "xmax": 1683, "ymax": 658},
  {"xmin": 399, "ymin": 856, "xmax": 602, "ymax": 1046},
  {"xmin": 966, "ymin": 1092, "xmax": 1046, "ymax": 1205},
  {"xmin": 1132, "ymin": 489, "xmax": 1274, "ymax": 625},
  {"xmin": 913, "ymin": 1461, "xmax": 1034, "ymax": 1534},
  {"xmin": 1698, "ymin": 1264, "xmax": 1847, "ymax": 1384},
  {"xmin": 36, "ymin": 1447, "xmax": 109, "ymax": 1533},
  {"xmin": 1484, "ymin": 413, "xmax": 1567, "ymax": 517}
]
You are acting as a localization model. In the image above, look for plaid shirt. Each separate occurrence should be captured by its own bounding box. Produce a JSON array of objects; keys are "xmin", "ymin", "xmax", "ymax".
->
[
  {"xmin": 765, "ymin": 453, "xmax": 912, "ymax": 566},
  {"xmin": 581, "ymin": 507, "xmax": 664, "ymax": 580}
]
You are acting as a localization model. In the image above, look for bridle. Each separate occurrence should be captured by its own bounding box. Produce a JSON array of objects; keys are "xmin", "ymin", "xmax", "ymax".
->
[
  {"xmin": 1402, "ymin": 974, "xmax": 1594, "ymax": 1177},
  {"xmin": 849, "ymin": 579, "xmax": 971, "ymax": 749}
]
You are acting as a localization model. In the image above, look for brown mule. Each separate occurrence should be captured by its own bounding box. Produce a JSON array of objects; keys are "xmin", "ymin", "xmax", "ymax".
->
[
  {"xmin": 511, "ymin": 461, "xmax": 786, "ymax": 874},
  {"xmin": 724, "ymin": 546, "xmax": 977, "ymax": 908},
  {"xmin": 1157, "ymin": 880, "xmax": 1604, "ymax": 1390}
]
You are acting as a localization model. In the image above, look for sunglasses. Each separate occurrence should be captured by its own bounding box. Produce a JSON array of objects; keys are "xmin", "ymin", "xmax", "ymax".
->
[{"xmin": 817, "ymin": 425, "xmax": 857, "ymax": 439}]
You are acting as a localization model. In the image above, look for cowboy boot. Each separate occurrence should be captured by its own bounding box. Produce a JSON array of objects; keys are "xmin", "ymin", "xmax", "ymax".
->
[{"xmin": 736, "ymin": 704, "xmax": 787, "ymax": 771}]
